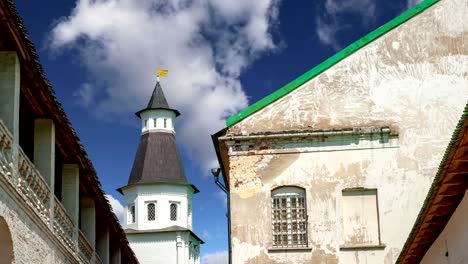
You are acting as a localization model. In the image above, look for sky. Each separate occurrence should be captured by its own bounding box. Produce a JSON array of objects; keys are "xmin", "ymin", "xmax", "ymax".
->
[{"xmin": 14, "ymin": 0, "xmax": 421, "ymax": 263}]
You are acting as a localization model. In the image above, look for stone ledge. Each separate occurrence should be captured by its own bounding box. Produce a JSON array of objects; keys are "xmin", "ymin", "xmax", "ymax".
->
[
  {"xmin": 268, "ymin": 247, "xmax": 312, "ymax": 253},
  {"xmin": 339, "ymin": 244, "xmax": 386, "ymax": 251}
]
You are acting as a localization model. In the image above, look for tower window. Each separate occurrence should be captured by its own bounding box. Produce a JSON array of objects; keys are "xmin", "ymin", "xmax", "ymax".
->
[
  {"xmin": 128, "ymin": 204, "xmax": 135, "ymax": 224},
  {"xmin": 144, "ymin": 119, "xmax": 148, "ymax": 129},
  {"xmin": 147, "ymin": 203, "xmax": 156, "ymax": 221},
  {"xmin": 170, "ymin": 203, "xmax": 178, "ymax": 221},
  {"xmin": 164, "ymin": 118, "xmax": 167, "ymax": 128},
  {"xmin": 153, "ymin": 118, "xmax": 157, "ymax": 128}
]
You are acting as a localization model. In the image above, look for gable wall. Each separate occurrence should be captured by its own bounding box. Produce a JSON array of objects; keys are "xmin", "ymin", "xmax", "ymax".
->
[{"xmin": 223, "ymin": 0, "xmax": 468, "ymax": 263}]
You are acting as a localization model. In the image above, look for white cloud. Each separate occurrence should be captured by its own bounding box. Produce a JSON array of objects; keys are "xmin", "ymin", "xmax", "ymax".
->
[
  {"xmin": 105, "ymin": 194, "xmax": 124, "ymax": 223},
  {"xmin": 215, "ymin": 190, "xmax": 227, "ymax": 208},
  {"xmin": 407, "ymin": 0, "xmax": 423, "ymax": 8},
  {"xmin": 201, "ymin": 229, "xmax": 212, "ymax": 240},
  {"xmin": 73, "ymin": 83, "xmax": 96, "ymax": 107},
  {"xmin": 49, "ymin": 0, "xmax": 281, "ymax": 170},
  {"xmin": 315, "ymin": 0, "xmax": 376, "ymax": 50},
  {"xmin": 201, "ymin": 250, "xmax": 228, "ymax": 264}
]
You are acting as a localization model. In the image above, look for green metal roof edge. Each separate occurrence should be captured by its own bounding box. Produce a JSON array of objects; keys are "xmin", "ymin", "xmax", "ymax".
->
[{"xmin": 226, "ymin": 0, "xmax": 439, "ymax": 127}]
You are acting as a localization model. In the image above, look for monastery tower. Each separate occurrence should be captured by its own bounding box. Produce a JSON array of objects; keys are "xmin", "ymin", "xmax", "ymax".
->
[{"xmin": 118, "ymin": 80, "xmax": 203, "ymax": 264}]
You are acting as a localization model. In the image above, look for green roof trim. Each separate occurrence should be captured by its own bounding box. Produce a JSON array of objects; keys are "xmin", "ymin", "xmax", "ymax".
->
[{"xmin": 226, "ymin": 0, "xmax": 439, "ymax": 127}]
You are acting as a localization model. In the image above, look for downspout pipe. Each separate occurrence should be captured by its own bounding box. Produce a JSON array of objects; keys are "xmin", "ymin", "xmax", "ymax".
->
[{"xmin": 211, "ymin": 168, "xmax": 231, "ymax": 264}]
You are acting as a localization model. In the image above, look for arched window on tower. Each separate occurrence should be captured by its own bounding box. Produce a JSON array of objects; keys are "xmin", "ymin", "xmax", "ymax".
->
[
  {"xmin": 147, "ymin": 203, "xmax": 156, "ymax": 221},
  {"xmin": 128, "ymin": 204, "xmax": 135, "ymax": 224},
  {"xmin": 170, "ymin": 203, "xmax": 178, "ymax": 221}
]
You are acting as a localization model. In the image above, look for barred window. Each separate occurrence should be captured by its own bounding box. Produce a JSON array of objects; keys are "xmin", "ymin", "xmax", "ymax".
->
[
  {"xmin": 147, "ymin": 203, "xmax": 156, "ymax": 221},
  {"xmin": 272, "ymin": 187, "xmax": 307, "ymax": 248},
  {"xmin": 170, "ymin": 203, "xmax": 178, "ymax": 221},
  {"xmin": 128, "ymin": 205, "xmax": 135, "ymax": 224}
]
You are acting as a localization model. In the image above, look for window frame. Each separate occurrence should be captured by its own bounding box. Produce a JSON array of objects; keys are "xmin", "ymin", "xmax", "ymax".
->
[
  {"xmin": 147, "ymin": 202, "xmax": 156, "ymax": 221},
  {"xmin": 340, "ymin": 188, "xmax": 383, "ymax": 250},
  {"xmin": 271, "ymin": 186, "xmax": 308, "ymax": 249},
  {"xmin": 128, "ymin": 204, "xmax": 136, "ymax": 224},
  {"xmin": 170, "ymin": 202, "xmax": 179, "ymax": 221}
]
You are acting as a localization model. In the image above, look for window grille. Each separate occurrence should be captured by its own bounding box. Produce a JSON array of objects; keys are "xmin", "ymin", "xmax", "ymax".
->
[
  {"xmin": 271, "ymin": 187, "xmax": 307, "ymax": 248},
  {"xmin": 147, "ymin": 203, "xmax": 156, "ymax": 221},
  {"xmin": 129, "ymin": 205, "xmax": 135, "ymax": 223},
  {"xmin": 170, "ymin": 203, "xmax": 178, "ymax": 221}
]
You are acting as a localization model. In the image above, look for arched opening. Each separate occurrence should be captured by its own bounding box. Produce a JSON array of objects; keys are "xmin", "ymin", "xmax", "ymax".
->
[{"xmin": 0, "ymin": 216, "xmax": 14, "ymax": 264}]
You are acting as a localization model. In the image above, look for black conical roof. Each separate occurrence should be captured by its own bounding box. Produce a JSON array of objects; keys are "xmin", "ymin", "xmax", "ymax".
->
[
  {"xmin": 136, "ymin": 81, "xmax": 180, "ymax": 117},
  {"xmin": 127, "ymin": 132, "xmax": 188, "ymax": 185}
]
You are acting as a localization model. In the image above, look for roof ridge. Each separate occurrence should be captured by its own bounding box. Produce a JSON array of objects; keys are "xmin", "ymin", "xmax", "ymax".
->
[{"xmin": 226, "ymin": 0, "xmax": 439, "ymax": 127}]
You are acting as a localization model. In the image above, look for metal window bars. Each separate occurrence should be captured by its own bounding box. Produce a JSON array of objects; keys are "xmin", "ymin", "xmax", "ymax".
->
[
  {"xmin": 170, "ymin": 203, "xmax": 177, "ymax": 221},
  {"xmin": 147, "ymin": 203, "xmax": 156, "ymax": 221},
  {"xmin": 272, "ymin": 194, "xmax": 307, "ymax": 248}
]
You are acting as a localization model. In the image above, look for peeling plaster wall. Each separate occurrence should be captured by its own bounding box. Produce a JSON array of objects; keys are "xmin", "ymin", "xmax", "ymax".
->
[{"xmin": 223, "ymin": 0, "xmax": 468, "ymax": 263}]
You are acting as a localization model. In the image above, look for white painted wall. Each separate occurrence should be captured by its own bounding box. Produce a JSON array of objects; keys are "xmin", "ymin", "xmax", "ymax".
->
[
  {"xmin": 140, "ymin": 109, "xmax": 176, "ymax": 134},
  {"xmin": 421, "ymin": 190, "xmax": 468, "ymax": 264},
  {"xmin": 123, "ymin": 184, "xmax": 194, "ymax": 231},
  {"xmin": 127, "ymin": 231, "xmax": 201, "ymax": 264}
]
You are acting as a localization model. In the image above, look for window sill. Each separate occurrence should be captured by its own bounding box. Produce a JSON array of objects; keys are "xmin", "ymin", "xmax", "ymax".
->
[
  {"xmin": 268, "ymin": 247, "xmax": 312, "ymax": 253},
  {"xmin": 339, "ymin": 244, "xmax": 386, "ymax": 251}
]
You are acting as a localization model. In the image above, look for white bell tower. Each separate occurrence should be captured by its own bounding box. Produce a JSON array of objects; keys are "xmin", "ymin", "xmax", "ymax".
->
[{"xmin": 118, "ymin": 80, "xmax": 203, "ymax": 264}]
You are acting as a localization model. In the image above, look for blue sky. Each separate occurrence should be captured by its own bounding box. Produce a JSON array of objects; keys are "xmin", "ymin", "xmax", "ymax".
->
[{"xmin": 14, "ymin": 0, "xmax": 420, "ymax": 262}]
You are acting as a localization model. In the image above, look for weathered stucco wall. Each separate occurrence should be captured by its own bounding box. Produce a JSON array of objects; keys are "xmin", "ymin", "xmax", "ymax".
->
[{"xmin": 223, "ymin": 0, "xmax": 468, "ymax": 263}]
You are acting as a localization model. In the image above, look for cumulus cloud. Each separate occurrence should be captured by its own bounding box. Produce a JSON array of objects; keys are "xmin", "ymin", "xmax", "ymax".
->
[
  {"xmin": 49, "ymin": 0, "xmax": 281, "ymax": 170},
  {"xmin": 201, "ymin": 250, "xmax": 228, "ymax": 264},
  {"xmin": 315, "ymin": 0, "xmax": 376, "ymax": 50},
  {"xmin": 105, "ymin": 194, "xmax": 124, "ymax": 223},
  {"xmin": 407, "ymin": 0, "xmax": 423, "ymax": 8}
]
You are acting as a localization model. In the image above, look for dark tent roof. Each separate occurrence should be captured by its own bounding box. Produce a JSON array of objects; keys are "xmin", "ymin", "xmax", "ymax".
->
[
  {"xmin": 125, "ymin": 132, "xmax": 188, "ymax": 186},
  {"xmin": 136, "ymin": 81, "xmax": 180, "ymax": 117}
]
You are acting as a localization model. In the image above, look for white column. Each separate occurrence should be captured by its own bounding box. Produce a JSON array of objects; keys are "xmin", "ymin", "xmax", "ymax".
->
[
  {"xmin": 62, "ymin": 164, "xmax": 79, "ymax": 244},
  {"xmin": 97, "ymin": 226, "xmax": 110, "ymax": 264},
  {"xmin": 80, "ymin": 198, "xmax": 96, "ymax": 247},
  {"xmin": 176, "ymin": 233, "xmax": 183, "ymax": 264},
  {"xmin": 110, "ymin": 247, "xmax": 121, "ymax": 264},
  {"xmin": 0, "ymin": 51, "xmax": 20, "ymax": 168},
  {"xmin": 34, "ymin": 119, "xmax": 55, "ymax": 186},
  {"xmin": 34, "ymin": 119, "xmax": 55, "ymax": 224}
]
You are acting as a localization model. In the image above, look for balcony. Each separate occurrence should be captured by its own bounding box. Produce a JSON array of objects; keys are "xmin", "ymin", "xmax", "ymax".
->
[{"xmin": 0, "ymin": 119, "xmax": 101, "ymax": 263}]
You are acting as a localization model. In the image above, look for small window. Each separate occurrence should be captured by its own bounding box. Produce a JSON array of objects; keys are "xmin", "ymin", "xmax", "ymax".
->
[
  {"xmin": 271, "ymin": 186, "xmax": 307, "ymax": 248},
  {"xmin": 164, "ymin": 118, "xmax": 167, "ymax": 128},
  {"xmin": 128, "ymin": 205, "xmax": 135, "ymax": 224},
  {"xmin": 144, "ymin": 119, "xmax": 148, "ymax": 129},
  {"xmin": 170, "ymin": 203, "xmax": 178, "ymax": 221},
  {"xmin": 342, "ymin": 189, "xmax": 381, "ymax": 247},
  {"xmin": 153, "ymin": 118, "xmax": 157, "ymax": 128},
  {"xmin": 147, "ymin": 203, "xmax": 156, "ymax": 221}
]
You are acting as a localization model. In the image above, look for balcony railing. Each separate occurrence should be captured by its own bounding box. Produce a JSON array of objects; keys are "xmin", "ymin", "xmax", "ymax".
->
[{"xmin": 0, "ymin": 120, "xmax": 103, "ymax": 264}]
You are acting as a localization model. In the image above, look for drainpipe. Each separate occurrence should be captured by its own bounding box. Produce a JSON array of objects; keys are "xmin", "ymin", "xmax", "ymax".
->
[{"xmin": 211, "ymin": 168, "xmax": 231, "ymax": 264}]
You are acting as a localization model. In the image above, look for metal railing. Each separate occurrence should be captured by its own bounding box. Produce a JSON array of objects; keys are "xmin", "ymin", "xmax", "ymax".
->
[{"xmin": 0, "ymin": 120, "xmax": 103, "ymax": 263}]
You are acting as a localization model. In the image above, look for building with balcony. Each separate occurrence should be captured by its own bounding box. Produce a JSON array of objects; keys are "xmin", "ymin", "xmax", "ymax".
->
[
  {"xmin": 0, "ymin": 0, "xmax": 138, "ymax": 263},
  {"xmin": 211, "ymin": 0, "xmax": 468, "ymax": 263},
  {"xmin": 118, "ymin": 81, "xmax": 203, "ymax": 264}
]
